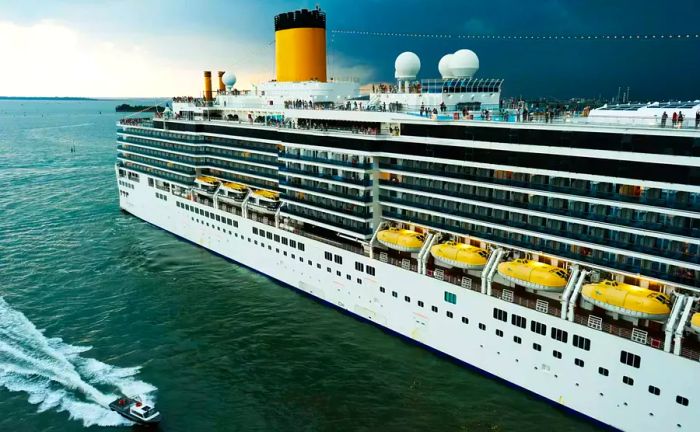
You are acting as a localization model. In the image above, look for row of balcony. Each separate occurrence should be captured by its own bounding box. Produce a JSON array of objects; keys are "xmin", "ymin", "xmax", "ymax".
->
[
  {"xmin": 281, "ymin": 204, "xmax": 374, "ymax": 235},
  {"xmin": 279, "ymin": 179, "xmax": 373, "ymax": 202},
  {"xmin": 118, "ymin": 139, "xmax": 277, "ymax": 166},
  {"xmin": 117, "ymin": 162, "xmax": 193, "ymax": 184},
  {"xmin": 119, "ymin": 128, "xmax": 277, "ymax": 153},
  {"xmin": 279, "ymin": 166, "xmax": 372, "ymax": 186},
  {"xmin": 118, "ymin": 154, "xmax": 196, "ymax": 175},
  {"xmin": 380, "ymin": 162, "xmax": 700, "ymax": 213},
  {"xmin": 379, "ymin": 194, "xmax": 700, "ymax": 266},
  {"xmin": 278, "ymin": 151, "xmax": 374, "ymax": 169},
  {"xmin": 281, "ymin": 193, "xmax": 373, "ymax": 219},
  {"xmin": 378, "ymin": 180, "xmax": 700, "ymax": 239},
  {"xmin": 381, "ymin": 209, "xmax": 698, "ymax": 288}
]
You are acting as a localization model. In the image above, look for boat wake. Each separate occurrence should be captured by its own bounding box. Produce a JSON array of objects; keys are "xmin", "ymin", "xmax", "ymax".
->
[{"xmin": 0, "ymin": 297, "xmax": 157, "ymax": 427}]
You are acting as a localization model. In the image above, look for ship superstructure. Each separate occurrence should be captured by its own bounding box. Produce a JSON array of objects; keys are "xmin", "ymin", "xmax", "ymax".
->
[{"xmin": 116, "ymin": 7, "xmax": 700, "ymax": 431}]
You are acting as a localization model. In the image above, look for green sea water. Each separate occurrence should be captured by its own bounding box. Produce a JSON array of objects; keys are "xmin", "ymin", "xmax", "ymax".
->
[{"xmin": 0, "ymin": 100, "xmax": 600, "ymax": 431}]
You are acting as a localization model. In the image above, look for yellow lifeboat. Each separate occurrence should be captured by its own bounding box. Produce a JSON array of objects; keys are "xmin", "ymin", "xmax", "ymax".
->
[
  {"xmin": 377, "ymin": 227, "xmax": 425, "ymax": 253},
  {"xmin": 195, "ymin": 175, "xmax": 220, "ymax": 186},
  {"xmin": 497, "ymin": 259, "xmax": 569, "ymax": 292},
  {"xmin": 222, "ymin": 182, "xmax": 247, "ymax": 192},
  {"xmin": 581, "ymin": 280, "xmax": 672, "ymax": 320},
  {"xmin": 691, "ymin": 312, "xmax": 700, "ymax": 333},
  {"xmin": 254, "ymin": 189, "xmax": 279, "ymax": 202},
  {"xmin": 430, "ymin": 241, "xmax": 489, "ymax": 269}
]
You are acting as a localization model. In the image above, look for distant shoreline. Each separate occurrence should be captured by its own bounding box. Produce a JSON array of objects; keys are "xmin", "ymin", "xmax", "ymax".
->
[{"xmin": 0, "ymin": 96, "xmax": 98, "ymax": 101}]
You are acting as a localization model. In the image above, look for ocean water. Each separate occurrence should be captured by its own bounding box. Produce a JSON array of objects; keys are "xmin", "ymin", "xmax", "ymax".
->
[{"xmin": 0, "ymin": 100, "xmax": 600, "ymax": 431}]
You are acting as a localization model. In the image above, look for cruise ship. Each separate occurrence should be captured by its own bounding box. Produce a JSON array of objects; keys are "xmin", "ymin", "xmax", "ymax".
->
[{"xmin": 115, "ymin": 7, "xmax": 700, "ymax": 431}]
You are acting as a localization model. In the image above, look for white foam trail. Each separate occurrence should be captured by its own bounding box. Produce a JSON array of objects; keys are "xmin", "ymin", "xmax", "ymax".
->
[
  {"xmin": 26, "ymin": 123, "xmax": 94, "ymax": 131},
  {"xmin": 0, "ymin": 297, "xmax": 157, "ymax": 427}
]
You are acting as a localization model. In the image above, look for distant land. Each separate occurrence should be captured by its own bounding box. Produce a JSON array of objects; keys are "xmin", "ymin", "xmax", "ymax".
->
[
  {"xmin": 0, "ymin": 96, "xmax": 97, "ymax": 101},
  {"xmin": 115, "ymin": 104, "xmax": 165, "ymax": 113}
]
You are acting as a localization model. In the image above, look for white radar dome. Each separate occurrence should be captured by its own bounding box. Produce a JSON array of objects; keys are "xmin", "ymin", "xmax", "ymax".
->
[
  {"xmin": 438, "ymin": 54, "xmax": 454, "ymax": 79},
  {"xmin": 223, "ymin": 72, "xmax": 237, "ymax": 89},
  {"xmin": 450, "ymin": 49, "xmax": 479, "ymax": 78},
  {"xmin": 394, "ymin": 51, "xmax": 421, "ymax": 80}
]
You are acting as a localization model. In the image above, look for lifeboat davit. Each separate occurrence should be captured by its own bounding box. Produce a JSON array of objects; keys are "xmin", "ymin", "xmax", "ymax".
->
[
  {"xmin": 581, "ymin": 280, "xmax": 672, "ymax": 320},
  {"xmin": 497, "ymin": 259, "xmax": 569, "ymax": 292},
  {"xmin": 691, "ymin": 313, "xmax": 700, "ymax": 333},
  {"xmin": 430, "ymin": 241, "xmax": 489, "ymax": 269},
  {"xmin": 377, "ymin": 227, "xmax": 425, "ymax": 253}
]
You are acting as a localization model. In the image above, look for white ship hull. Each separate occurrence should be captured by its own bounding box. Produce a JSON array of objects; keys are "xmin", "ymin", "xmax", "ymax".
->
[{"xmin": 118, "ymin": 170, "xmax": 699, "ymax": 432}]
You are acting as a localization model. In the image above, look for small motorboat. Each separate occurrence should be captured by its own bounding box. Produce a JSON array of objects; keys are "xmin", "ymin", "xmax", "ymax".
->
[{"xmin": 109, "ymin": 396, "xmax": 162, "ymax": 425}]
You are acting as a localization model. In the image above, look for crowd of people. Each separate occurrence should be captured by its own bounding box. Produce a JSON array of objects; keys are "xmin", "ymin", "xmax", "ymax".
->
[{"xmin": 660, "ymin": 111, "xmax": 700, "ymax": 128}]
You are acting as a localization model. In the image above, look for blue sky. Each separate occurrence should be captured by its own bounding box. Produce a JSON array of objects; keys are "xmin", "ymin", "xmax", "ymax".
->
[{"xmin": 0, "ymin": 0, "xmax": 698, "ymax": 98}]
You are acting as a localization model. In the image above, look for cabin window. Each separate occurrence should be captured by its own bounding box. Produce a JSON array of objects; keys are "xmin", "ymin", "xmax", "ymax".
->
[
  {"xmin": 553, "ymin": 350, "xmax": 562, "ymax": 359},
  {"xmin": 275, "ymin": 234, "xmax": 280, "ymax": 242},
  {"xmin": 252, "ymin": 227, "xmax": 258, "ymax": 234},
  {"xmin": 648, "ymin": 386, "xmax": 661, "ymax": 396},
  {"xmin": 347, "ymin": 274, "xmax": 351, "ymax": 280},
  {"xmin": 431, "ymin": 306, "xmax": 438, "ymax": 313},
  {"xmin": 574, "ymin": 358, "xmax": 584, "ymax": 367},
  {"xmin": 511, "ymin": 314, "xmax": 526, "ymax": 329},
  {"xmin": 259, "ymin": 229, "xmax": 265, "ymax": 237},
  {"xmin": 533, "ymin": 343, "xmax": 542, "ymax": 351},
  {"xmin": 462, "ymin": 317, "xmax": 469, "ymax": 324},
  {"xmin": 336, "ymin": 270, "xmax": 341, "ymax": 277},
  {"xmin": 620, "ymin": 351, "xmax": 641, "ymax": 368},
  {"xmin": 496, "ymin": 329, "xmax": 503, "ymax": 337},
  {"xmin": 355, "ymin": 262, "xmax": 364, "ymax": 272},
  {"xmin": 392, "ymin": 291, "xmax": 398, "ymax": 298},
  {"xmin": 334, "ymin": 255, "xmax": 342, "ymax": 264},
  {"xmin": 380, "ymin": 287, "xmax": 385, "ymax": 293},
  {"xmin": 623, "ymin": 376, "xmax": 634, "ymax": 386},
  {"xmin": 267, "ymin": 232, "xmax": 272, "ymax": 239},
  {"xmin": 418, "ymin": 301, "xmax": 424, "ymax": 307},
  {"xmin": 290, "ymin": 240, "xmax": 297, "ymax": 248},
  {"xmin": 325, "ymin": 251, "xmax": 332, "ymax": 260},
  {"xmin": 327, "ymin": 267, "xmax": 331, "ymax": 273},
  {"xmin": 444, "ymin": 291, "xmax": 457, "ymax": 304},
  {"xmin": 357, "ymin": 278, "xmax": 362, "ymax": 285},
  {"xmin": 317, "ymin": 263, "xmax": 321, "ymax": 269},
  {"xmin": 282, "ymin": 238, "xmax": 288, "ymax": 246},
  {"xmin": 404, "ymin": 296, "xmax": 410, "ymax": 303},
  {"xmin": 298, "ymin": 243, "xmax": 305, "ymax": 251},
  {"xmin": 366, "ymin": 266, "xmax": 375, "ymax": 276},
  {"xmin": 479, "ymin": 323, "xmax": 486, "ymax": 331},
  {"xmin": 531, "ymin": 320, "xmax": 547, "ymax": 336},
  {"xmin": 493, "ymin": 308, "xmax": 507, "ymax": 322},
  {"xmin": 573, "ymin": 335, "xmax": 591, "ymax": 351},
  {"xmin": 551, "ymin": 328, "xmax": 568, "ymax": 343},
  {"xmin": 216, "ymin": 215, "xmax": 221, "ymax": 222},
  {"xmin": 676, "ymin": 396, "xmax": 689, "ymax": 406}
]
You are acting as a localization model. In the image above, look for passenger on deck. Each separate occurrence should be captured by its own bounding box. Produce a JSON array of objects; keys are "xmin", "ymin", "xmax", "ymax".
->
[
  {"xmin": 672, "ymin": 112, "xmax": 678, "ymax": 127},
  {"xmin": 661, "ymin": 111, "xmax": 668, "ymax": 127},
  {"xmin": 696, "ymin": 110, "xmax": 700, "ymax": 128}
]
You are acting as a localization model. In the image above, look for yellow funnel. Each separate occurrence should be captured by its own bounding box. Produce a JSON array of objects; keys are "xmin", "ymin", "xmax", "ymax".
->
[{"xmin": 274, "ymin": 8, "xmax": 327, "ymax": 82}]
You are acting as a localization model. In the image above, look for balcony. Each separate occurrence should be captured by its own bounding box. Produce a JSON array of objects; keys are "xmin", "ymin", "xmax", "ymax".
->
[
  {"xmin": 381, "ymin": 209, "xmax": 698, "ymax": 287},
  {"xmin": 278, "ymin": 151, "xmax": 373, "ymax": 170},
  {"xmin": 379, "ymin": 180, "xmax": 700, "ymax": 239},
  {"xmin": 380, "ymin": 194, "xmax": 700, "ymax": 267},
  {"xmin": 380, "ymin": 162, "xmax": 700, "ymax": 213},
  {"xmin": 116, "ymin": 162, "xmax": 193, "ymax": 184},
  {"xmin": 118, "ymin": 128, "xmax": 277, "ymax": 153},
  {"xmin": 282, "ymin": 205, "xmax": 374, "ymax": 236},
  {"xmin": 279, "ymin": 166, "xmax": 372, "ymax": 186},
  {"xmin": 279, "ymin": 179, "xmax": 373, "ymax": 202},
  {"xmin": 281, "ymin": 194, "xmax": 373, "ymax": 219},
  {"xmin": 118, "ymin": 154, "xmax": 196, "ymax": 175}
]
